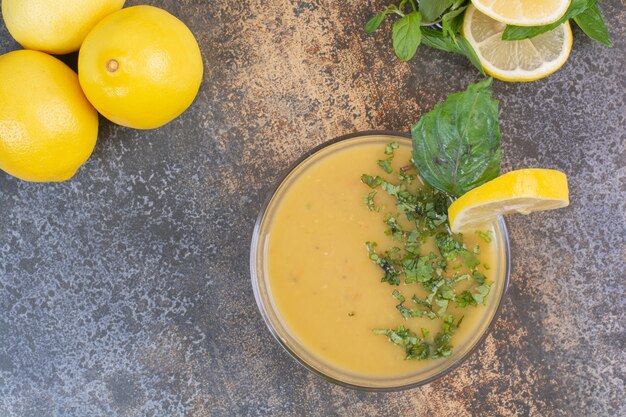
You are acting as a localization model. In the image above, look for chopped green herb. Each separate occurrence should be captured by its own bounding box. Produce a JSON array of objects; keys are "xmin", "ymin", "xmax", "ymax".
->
[
  {"xmin": 456, "ymin": 290, "xmax": 476, "ymax": 308},
  {"xmin": 458, "ymin": 249, "xmax": 480, "ymax": 270},
  {"xmin": 373, "ymin": 326, "xmax": 431, "ymax": 360},
  {"xmin": 472, "ymin": 270, "xmax": 486, "ymax": 284},
  {"xmin": 374, "ymin": 315, "xmax": 461, "ymax": 360},
  {"xmin": 439, "ymin": 281, "xmax": 455, "ymax": 300},
  {"xmin": 455, "ymin": 282, "xmax": 491, "ymax": 307},
  {"xmin": 454, "ymin": 274, "xmax": 470, "ymax": 283},
  {"xmin": 432, "ymin": 319, "xmax": 455, "ymax": 357},
  {"xmin": 378, "ymin": 157, "xmax": 394, "ymax": 174},
  {"xmin": 384, "ymin": 214, "xmax": 406, "ymax": 241},
  {"xmin": 377, "ymin": 142, "xmax": 399, "ymax": 174},
  {"xmin": 435, "ymin": 232, "xmax": 461, "ymax": 261},
  {"xmin": 394, "ymin": 289, "xmax": 437, "ymax": 319},
  {"xmin": 425, "ymin": 278, "xmax": 445, "ymax": 305},
  {"xmin": 385, "ymin": 141, "xmax": 399, "ymax": 155},
  {"xmin": 403, "ymin": 255, "xmax": 434, "ymax": 284},
  {"xmin": 392, "ymin": 289, "xmax": 405, "ymax": 303},
  {"xmin": 412, "ymin": 294, "xmax": 431, "ymax": 308},
  {"xmin": 398, "ymin": 172, "xmax": 413, "ymax": 184},
  {"xmin": 397, "ymin": 304, "xmax": 438, "ymax": 320},
  {"xmin": 412, "ymin": 189, "xmax": 449, "ymax": 231},
  {"xmin": 364, "ymin": 143, "xmax": 494, "ymax": 361},
  {"xmin": 381, "ymin": 179, "xmax": 400, "ymax": 196},
  {"xmin": 361, "ymin": 174, "xmax": 384, "ymax": 189},
  {"xmin": 407, "ymin": 229, "xmax": 421, "ymax": 245},
  {"xmin": 435, "ymin": 299, "xmax": 449, "ymax": 316},
  {"xmin": 366, "ymin": 242, "xmax": 402, "ymax": 285},
  {"xmin": 364, "ymin": 191, "xmax": 377, "ymax": 211},
  {"xmin": 475, "ymin": 230, "xmax": 493, "ymax": 243},
  {"xmin": 472, "ymin": 284, "xmax": 491, "ymax": 305}
]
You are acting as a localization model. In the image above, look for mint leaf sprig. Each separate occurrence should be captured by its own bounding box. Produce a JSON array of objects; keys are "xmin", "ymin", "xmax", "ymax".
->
[
  {"xmin": 367, "ymin": 0, "xmax": 612, "ymax": 73},
  {"xmin": 502, "ymin": 0, "xmax": 612, "ymax": 47},
  {"xmin": 366, "ymin": 0, "xmax": 484, "ymax": 72},
  {"xmin": 573, "ymin": 4, "xmax": 612, "ymax": 47}
]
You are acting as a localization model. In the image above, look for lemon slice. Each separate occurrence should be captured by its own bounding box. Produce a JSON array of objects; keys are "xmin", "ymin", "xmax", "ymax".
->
[
  {"xmin": 448, "ymin": 169, "xmax": 569, "ymax": 233},
  {"xmin": 463, "ymin": 5, "xmax": 572, "ymax": 81},
  {"xmin": 470, "ymin": 0, "xmax": 571, "ymax": 26}
]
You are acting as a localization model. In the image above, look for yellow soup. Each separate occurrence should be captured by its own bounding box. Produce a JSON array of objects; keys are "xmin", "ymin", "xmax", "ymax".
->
[{"xmin": 257, "ymin": 135, "xmax": 507, "ymax": 386}]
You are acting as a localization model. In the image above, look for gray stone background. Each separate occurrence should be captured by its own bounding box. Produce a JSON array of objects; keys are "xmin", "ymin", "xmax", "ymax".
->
[{"xmin": 0, "ymin": 0, "xmax": 624, "ymax": 416}]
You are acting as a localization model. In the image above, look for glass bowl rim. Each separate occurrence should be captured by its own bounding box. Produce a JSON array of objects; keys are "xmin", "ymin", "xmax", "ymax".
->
[{"xmin": 249, "ymin": 130, "xmax": 511, "ymax": 391}]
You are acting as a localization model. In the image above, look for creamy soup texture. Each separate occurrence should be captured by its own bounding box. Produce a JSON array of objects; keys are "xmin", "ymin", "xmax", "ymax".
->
[{"xmin": 265, "ymin": 139, "xmax": 502, "ymax": 378}]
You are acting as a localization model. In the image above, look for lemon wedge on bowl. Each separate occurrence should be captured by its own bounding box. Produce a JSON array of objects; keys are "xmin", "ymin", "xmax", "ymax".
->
[
  {"xmin": 470, "ymin": 0, "xmax": 571, "ymax": 26},
  {"xmin": 448, "ymin": 169, "xmax": 569, "ymax": 233},
  {"xmin": 463, "ymin": 5, "xmax": 572, "ymax": 81}
]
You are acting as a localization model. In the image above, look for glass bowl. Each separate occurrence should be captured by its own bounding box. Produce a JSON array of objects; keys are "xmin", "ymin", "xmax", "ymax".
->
[{"xmin": 250, "ymin": 131, "xmax": 510, "ymax": 391}]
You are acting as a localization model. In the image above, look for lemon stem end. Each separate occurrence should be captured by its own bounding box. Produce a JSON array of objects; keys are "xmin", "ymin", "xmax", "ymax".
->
[{"xmin": 106, "ymin": 59, "xmax": 119, "ymax": 73}]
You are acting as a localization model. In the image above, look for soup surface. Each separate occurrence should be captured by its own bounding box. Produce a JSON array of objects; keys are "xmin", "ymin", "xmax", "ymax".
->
[{"xmin": 265, "ymin": 138, "xmax": 501, "ymax": 378}]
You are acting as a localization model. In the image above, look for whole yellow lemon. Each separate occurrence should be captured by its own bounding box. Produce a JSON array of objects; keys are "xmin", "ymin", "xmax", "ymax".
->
[
  {"xmin": 0, "ymin": 50, "xmax": 99, "ymax": 182},
  {"xmin": 1, "ymin": 0, "xmax": 125, "ymax": 54},
  {"xmin": 78, "ymin": 5, "xmax": 203, "ymax": 130}
]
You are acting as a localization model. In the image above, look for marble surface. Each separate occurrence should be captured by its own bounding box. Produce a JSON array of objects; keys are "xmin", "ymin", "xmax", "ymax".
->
[{"xmin": 0, "ymin": 1, "xmax": 624, "ymax": 416}]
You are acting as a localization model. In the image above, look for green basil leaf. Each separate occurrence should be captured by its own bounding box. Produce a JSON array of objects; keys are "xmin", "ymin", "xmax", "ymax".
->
[
  {"xmin": 419, "ymin": 0, "xmax": 454, "ymax": 22},
  {"xmin": 441, "ymin": 6, "xmax": 467, "ymax": 39},
  {"xmin": 393, "ymin": 12, "xmax": 422, "ymax": 61},
  {"xmin": 421, "ymin": 28, "xmax": 484, "ymax": 74},
  {"xmin": 502, "ymin": 0, "xmax": 595, "ymax": 40},
  {"xmin": 573, "ymin": 4, "xmax": 612, "ymax": 46},
  {"xmin": 453, "ymin": 37, "xmax": 484, "ymax": 74},
  {"xmin": 411, "ymin": 78, "xmax": 500, "ymax": 197},
  {"xmin": 366, "ymin": 10, "xmax": 389, "ymax": 33}
]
